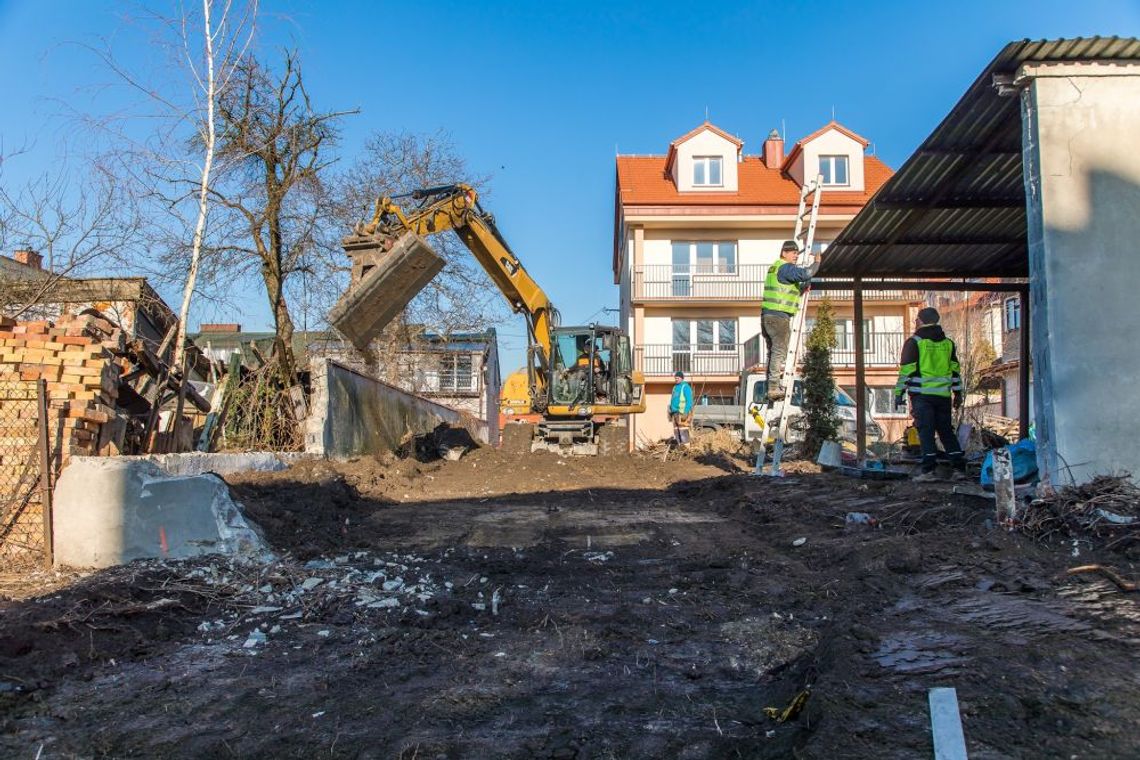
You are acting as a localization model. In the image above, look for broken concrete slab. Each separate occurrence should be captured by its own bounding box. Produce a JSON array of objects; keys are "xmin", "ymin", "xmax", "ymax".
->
[
  {"xmin": 327, "ymin": 233, "xmax": 445, "ymax": 349},
  {"xmin": 53, "ymin": 458, "xmax": 271, "ymax": 569}
]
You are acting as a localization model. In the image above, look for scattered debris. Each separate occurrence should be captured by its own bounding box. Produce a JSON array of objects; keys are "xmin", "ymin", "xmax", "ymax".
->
[
  {"xmin": 1065, "ymin": 564, "xmax": 1138, "ymax": 593},
  {"xmin": 1023, "ymin": 474, "xmax": 1140, "ymax": 550}
]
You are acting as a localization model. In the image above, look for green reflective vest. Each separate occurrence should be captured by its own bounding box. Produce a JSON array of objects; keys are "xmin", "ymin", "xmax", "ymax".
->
[
  {"xmin": 896, "ymin": 337, "xmax": 962, "ymax": 397},
  {"xmin": 762, "ymin": 262, "xmax": 801, "ymax": 315}
]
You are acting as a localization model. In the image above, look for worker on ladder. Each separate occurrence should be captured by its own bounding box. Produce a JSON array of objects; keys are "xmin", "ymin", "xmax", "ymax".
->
[{"xmin": 761, "ymin": 240, "xmax": 822, "ymax": 401}]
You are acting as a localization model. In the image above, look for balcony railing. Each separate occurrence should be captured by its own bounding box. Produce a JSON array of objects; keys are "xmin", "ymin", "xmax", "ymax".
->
[
  {"xmin": 634, "ymin": 265, "xmax": 765, "ymax": 300},
  {"xmin": 636, "ymin": 344, "xmax": 748, "ymax": 376},
  {"xmin": 633, "ymin": 266, "xmax": 925, "ymax": 302},
  {"xmin": 636, "ymin": 332, "xmax": 907, "ymax": 376}
]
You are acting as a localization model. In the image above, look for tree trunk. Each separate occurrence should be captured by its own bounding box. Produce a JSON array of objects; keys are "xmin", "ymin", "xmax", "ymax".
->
[{"xmin": 174, "ymin": 0, "xmax": 218, "ymax": 371}]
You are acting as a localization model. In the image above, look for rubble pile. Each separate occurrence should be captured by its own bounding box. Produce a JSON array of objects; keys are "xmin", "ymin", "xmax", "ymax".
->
[
  {"xmin": 146, "ymin": 549, "xmax": 513, "ymax": 651},
  {"xmin": 1023, "ymin": 474, "xmax": 1140, "ymax": 550}
]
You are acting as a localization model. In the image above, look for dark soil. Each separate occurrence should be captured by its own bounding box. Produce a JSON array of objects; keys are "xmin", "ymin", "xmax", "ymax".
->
[{"xmin": 3, "ymin": 447, "xmax": 1140, "ymax": 758}]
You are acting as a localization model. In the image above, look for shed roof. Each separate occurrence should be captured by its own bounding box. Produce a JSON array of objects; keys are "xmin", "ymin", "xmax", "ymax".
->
[{"xmin": 818, "ymin": 36, "xmax": 1140, "ymax": 279}]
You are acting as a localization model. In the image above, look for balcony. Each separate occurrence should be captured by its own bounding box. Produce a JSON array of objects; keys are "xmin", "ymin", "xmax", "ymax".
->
[
  {"xmin": 633, "ymin": 266, "xmax": 925, "ymax": 303},
  {"xmin": 635, "ymin": 332, "xmax": 907, "ymax": 377},
  {"xmin": 634, "ymin": 265, "xmax": 765, "ymax": 301},
  {"xmin": 636, "ymin": 344, "xmax": 748, "ymax": 377}
]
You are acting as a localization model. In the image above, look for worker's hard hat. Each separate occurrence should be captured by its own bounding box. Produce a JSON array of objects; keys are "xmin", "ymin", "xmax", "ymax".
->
[{"xmin": 674, "ymin": 371, "xmax": 685, "ymax": 379}]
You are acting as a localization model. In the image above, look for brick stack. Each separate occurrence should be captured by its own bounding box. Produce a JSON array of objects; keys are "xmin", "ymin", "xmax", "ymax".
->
[
  {"xmin": 0, "ymin": 312, "xmax": 123, "ymax": 464},
  {"xmin": 0, "ymin": 312, "xmax": 126, "ymax": 566}
]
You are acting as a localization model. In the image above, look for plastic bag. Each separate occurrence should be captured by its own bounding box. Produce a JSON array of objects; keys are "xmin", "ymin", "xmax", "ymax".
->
[{"xmin": 980, "ymin": 438, "xmax": 1038, "ymax": 487}]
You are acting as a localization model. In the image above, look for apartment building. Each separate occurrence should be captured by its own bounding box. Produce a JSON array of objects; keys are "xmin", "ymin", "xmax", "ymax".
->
[{"xmin": 614, "ymin": 120, "xmax": 925, "ymax": 445}]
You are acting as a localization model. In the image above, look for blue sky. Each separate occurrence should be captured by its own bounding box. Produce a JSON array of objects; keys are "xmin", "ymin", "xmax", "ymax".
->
[{"xmin": 2, "ymin": 0, "xmax": 1138, "ymax": 368}]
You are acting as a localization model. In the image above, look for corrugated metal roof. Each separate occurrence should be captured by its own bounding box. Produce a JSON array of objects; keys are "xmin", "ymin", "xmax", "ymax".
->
[{"xmin": 819, "ymin": 36, "xmax": 1140, "ymax": 278}]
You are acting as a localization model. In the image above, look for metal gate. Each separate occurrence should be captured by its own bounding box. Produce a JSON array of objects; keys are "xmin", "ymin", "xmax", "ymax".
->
[{"xmin": 0, "ymin": 379, "xmax": 53, "ymax": 568}]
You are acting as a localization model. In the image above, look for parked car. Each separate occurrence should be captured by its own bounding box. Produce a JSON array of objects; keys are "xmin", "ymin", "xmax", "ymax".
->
[{"xmin": 690, "ymin": 373, "xmax": 882, "ymax": 444}]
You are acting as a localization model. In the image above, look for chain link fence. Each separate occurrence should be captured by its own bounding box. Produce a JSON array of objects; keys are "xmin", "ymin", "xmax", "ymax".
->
[{"xmin": 0, "ymin": 380, "xmax": 52, "ymax": 568}]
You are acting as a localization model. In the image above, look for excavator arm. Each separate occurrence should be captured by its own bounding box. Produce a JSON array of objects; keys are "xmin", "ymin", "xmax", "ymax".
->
[{"xmin": 354, "ymin": 183, "xmax": 558, "ymax": 406}]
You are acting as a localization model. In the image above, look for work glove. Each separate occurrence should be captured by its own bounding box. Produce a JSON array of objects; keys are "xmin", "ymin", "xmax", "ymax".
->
[
  {"xmin": 894, "ymin": 394, "xmax": 907, "ymax": 410},
  {"xmin": 953, "ymin": 392, "xmax": 964, "ymax": 410}
]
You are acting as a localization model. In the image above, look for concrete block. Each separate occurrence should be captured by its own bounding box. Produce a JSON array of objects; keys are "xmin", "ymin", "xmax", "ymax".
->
[
  {"xmin": 327, "ymin": 233, "xmax": 445, "ymax": 349},
  {"xmin": 53, "ymin": 458, "xmax": 272, "ymax": 569}
]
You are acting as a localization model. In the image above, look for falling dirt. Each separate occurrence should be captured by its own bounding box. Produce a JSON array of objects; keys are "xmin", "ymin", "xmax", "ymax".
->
[{"xmin": 3, "ymin": 446, "xmax": 1140, "ymax": 758}]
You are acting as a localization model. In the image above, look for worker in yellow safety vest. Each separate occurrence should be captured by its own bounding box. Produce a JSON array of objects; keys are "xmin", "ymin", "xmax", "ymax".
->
[
  {"xmin": 761, "ymin": 240, "xmax": 821, "ymax": 400},
  {"xmin": 894, "ymin": 307, "xmax": 966, "ymax": 481}
]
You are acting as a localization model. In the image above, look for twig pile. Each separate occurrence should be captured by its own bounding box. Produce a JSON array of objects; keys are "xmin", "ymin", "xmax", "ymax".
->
[
  {"xmin": 1022, "ymin": 474, "xmax": 1140, "ymax": 550},
  {"xmin": 220, "ymin": 359, "xmax": 303, "ymax": 451}
]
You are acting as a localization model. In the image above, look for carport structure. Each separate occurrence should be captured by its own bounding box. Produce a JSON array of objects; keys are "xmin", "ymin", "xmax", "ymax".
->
[{"xmin": 812, "ymin": 37, "xmax": 1140, "ymax": 484}]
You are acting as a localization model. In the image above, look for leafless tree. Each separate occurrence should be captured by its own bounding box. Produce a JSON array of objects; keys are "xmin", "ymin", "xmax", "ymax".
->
[
  {"xmin": 172, "ymin": 0, "xmax": 258, "ymax": 369},
  {"xmin": 209, "ymin": 50, "xmax": 354, "ymax": 380},
  {"xmin": 75, "ymin": 1, "xmax": 257, "ymax": 362},
  {"xmin": 0, "ymin": 162, "xmax": 146, "ymax": 319}
]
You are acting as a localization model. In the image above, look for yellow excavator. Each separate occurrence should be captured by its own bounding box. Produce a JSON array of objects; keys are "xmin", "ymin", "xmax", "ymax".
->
[{"xmin": 330, "ymin": 183, "xmax": 644, "ymax": 455}]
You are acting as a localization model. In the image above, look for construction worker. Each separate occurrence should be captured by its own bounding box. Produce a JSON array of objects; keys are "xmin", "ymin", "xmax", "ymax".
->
[
  {"xmin": 895, "ymin": 306, "xmax": 967, "ymax": 481},
  {"xmin": 761, "ymin": 240, "xmax": 821, "ymax": 400},
  {"xmin": 669, "ymin": 370, "xmax": 693, "ymax": 446}
]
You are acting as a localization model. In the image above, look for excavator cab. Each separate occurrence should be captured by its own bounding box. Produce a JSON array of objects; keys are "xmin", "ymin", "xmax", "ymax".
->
[{"xmin": 530, "ymin": 325, "xmax": 641, "ymax": 455}]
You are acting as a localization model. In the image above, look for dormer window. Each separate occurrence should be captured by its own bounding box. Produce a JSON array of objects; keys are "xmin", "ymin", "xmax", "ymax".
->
[
  {"xmin": 693, "ymin": 156, "xmax": 723, "ymax": 187},
  {"xmin": 819, "ymin": 155, "xmax": 849, "ymax": 186}
]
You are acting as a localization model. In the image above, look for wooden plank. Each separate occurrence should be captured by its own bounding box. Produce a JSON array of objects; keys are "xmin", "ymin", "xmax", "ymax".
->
[{"xmin": 929, "ymin": 687, "xmax": 969, "ymax": 760}]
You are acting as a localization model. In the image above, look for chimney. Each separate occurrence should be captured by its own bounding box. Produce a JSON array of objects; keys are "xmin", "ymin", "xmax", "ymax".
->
[
  {"xmin": 763, "ymin": 129, "xmax": 784, "ymax": 169},
  {"xmin": 13, "ymin": 248, "xmax": 42, "ymax": 270}
]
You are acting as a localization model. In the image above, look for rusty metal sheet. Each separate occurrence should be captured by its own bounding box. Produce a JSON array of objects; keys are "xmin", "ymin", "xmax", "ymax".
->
[{"xmin": 327, "ymin": 233, "xmax": 445, "ymax": 349}]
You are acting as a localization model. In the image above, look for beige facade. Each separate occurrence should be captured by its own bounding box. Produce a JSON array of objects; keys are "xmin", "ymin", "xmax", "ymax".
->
[{"xmin": 615, "ymin": 122, "xmax": 920, "ymax": 446}]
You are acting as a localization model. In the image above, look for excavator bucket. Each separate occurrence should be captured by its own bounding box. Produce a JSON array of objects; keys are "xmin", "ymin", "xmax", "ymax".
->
[{"xmin": 328, "ymin": 232, "xmax": 445, "ymax": 349}]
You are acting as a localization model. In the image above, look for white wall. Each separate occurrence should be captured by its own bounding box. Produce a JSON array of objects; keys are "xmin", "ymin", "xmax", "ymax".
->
[
  {"xmin": 1022, "ymin": 61, "xmax": 1140, "ymax": 484},
  {"xmin": 671, "ymin": 129, "xmax": 740, "ymax": 192}
]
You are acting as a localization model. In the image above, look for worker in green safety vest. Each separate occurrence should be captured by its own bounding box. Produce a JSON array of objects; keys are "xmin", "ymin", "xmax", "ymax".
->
[
  {"xmin": 894, "ymin": 306, "xmax": 966, "ymax": 481},
  {"xmin": 761, "ymin": 240, "xmax": 821, "ymax": 400}
]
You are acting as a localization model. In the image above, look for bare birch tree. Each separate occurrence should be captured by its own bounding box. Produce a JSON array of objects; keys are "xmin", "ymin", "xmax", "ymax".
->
[
  {"xmin": 74, "ymin": 1, "xmax": 256, "ymax": 360},
  {"xmin": 173, "ymin": 0, "xmax": 257, "ymax": 369}
]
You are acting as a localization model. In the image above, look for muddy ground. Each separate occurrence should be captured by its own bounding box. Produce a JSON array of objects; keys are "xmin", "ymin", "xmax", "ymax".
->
[{"xmin": 2, "ymin": 445, "xmax": 1140, "ymax": 758}]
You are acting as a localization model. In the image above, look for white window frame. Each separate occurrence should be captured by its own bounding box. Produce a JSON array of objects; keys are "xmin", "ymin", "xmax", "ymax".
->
[
  {"xmin": 1004, "ymin": 297, "xmax": 1021, "ymax": 332},
  {"xmin": 438, "ymin": 353, "xmax": 475, "ymax": 393},
  {"xmin": 868, "ymin": 386, "xmax": 908, "ymax": 418},
  {"xmin": 819, "ymin": 154, "xmax": 850, "ymax": 186},
  {"xmin": 671, "ymin": 240, "xmax": 738, "ymax": 275},
  {"xmin": 692, "ymin": 156, "xmax": 724, "ymax": 187},
  {"xmin": 672, "ymin": 318, "xmax": 738, "ymax": 352}
]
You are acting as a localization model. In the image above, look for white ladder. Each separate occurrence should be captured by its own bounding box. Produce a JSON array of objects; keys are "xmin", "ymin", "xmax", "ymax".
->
[{"xmin": 756, "ymin": 175, "xmax": 823, "ymax": 477}]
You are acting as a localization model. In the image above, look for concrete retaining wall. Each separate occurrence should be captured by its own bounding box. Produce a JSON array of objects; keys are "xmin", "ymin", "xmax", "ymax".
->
[
  {"xmin": 53, "ymin": 458, "xmax": 271, "ymax": 569},
  {"xmin": 1021, "ymin": 61, "xmax": 1140, "ymax": 484},
  {"xmin": 127, "ymin": 451, "xmax": 309, "ymax": 477},
  {"xmin": 305, "ymin": 357, "xmax": 464, "ymax": 459}
]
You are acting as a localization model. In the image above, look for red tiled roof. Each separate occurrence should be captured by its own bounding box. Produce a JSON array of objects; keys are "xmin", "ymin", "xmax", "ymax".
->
[{"xmin": 616, "ymin": 154, "xmax": 893, "ymax": 208}]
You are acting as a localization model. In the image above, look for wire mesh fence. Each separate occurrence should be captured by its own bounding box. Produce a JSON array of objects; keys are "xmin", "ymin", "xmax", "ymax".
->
[{"xmin": 0, "ymin": 379, "xmax": 51, "ymax": 568}]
